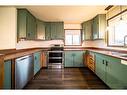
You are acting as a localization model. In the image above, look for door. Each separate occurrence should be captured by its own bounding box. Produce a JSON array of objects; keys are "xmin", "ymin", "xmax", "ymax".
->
[
  {"xmin": 92, "ymin": 15, "xmax": 99, "ymax": 39},
  {"xmin": 36, "ymin": 20, "xmax": 45, "ymax": 40},
  {"xmin": 27, "ymin": 13, "xmax": 36, "ymax": 39},
  {"xmin": 17, "ymin": 9, "xmax": 27, "ymax": 39},
  {"xmin": 95, "ymin": 53, "xmax": 106, "ymax": 82},
  {"xmin": 4, "ymin": 60, "xmax": 11, "ymax": 89},
  {"xmin": 74, "ymin": 51, "xmax": 84, "ymax": 67},
  {"xmin": 34, "ymin": 52, "xmax": 41, "ymax": 75},
  {"xmin": 45, "ymin": 23, "xmax": 51, "ymax": 40},
  {"xmin": 55, "ymin": 22, "xmax": 64, "ymax": 39},
  {"xmin": 105, "ymin": 55, "xmax": 127, "ymax": 89},
  {"xmin": 64, "ymin": 51, "xmax": 73, "ymax": 67}
]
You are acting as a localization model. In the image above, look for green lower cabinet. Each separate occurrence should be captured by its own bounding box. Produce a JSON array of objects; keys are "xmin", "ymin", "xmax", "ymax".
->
[
  {"xmin": 95, "ymin": 54, "xmax": 106, "ymax": 82},
  {"xmin": 64, "ymin": 51, "xmax": 73, "ymax": 67},
  {"xmin": 34, "ymin": 52, "xmax": 41, "ymax": 75},
  {"xmin": 64, "ymin": 51, "xmax": 84, "ymax": 67},
  {"xmin": 95, "ymin": 52, "xmax": 127, "ymax": 89},
  {"xmin": 105, "ymin": 56, "xmax": 127, "ymax": 89},
  {"xmin": 73, "ymin": 51, "xmax": 84, "ymax": 67},
  {"xmin": 4, "ymin": 60, "xmax": 11, "ymax": 89}
]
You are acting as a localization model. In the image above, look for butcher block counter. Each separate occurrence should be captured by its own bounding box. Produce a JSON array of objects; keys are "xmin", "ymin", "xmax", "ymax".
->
[
  {"xmin": 85, "ymin": 47, "xmax": 127, "ymax": 61},
  {"xmin": 0, "ymin": 48, "xmax": 48, "ymax": 60}
]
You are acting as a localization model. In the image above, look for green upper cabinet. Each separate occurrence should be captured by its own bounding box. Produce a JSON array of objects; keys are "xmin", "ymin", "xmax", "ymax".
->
[
  {"xmin": 45, "ymin": 22, "xmax": 51, "ymax": 40},
  {"xmin": 45, "ymin": 22, "xmax": 64, "ymax": 40},
  {"xmin": 17, "ymin": 9, "xmax": 37, "ymax": 40},
  {"xmin": 95, "ymin": 52, "xmax": 127, "ymax": 89},
  {"xmin": 82, "ymin": 20, "xmax": 92, "ymax": 40},
  {"xmin": 81, "ymin": 14, "xmax": 106, "ymax": 40},
  {"xmin": 17, "ymin": 9, "xmax": 27, "ymax": 39},
  {"xmin": 4, "ymin": 60, "xmax": 12, "ymax": 89},
  {"xmin": 36, "ymin": 19, "xmax": 45, "ymax": 40},
  {"xmin": 64, "ymin": 51, "xmax": 84, "ymax": 67},
  {"xmin": 27, "ymin": 12, "xmax": 36, "ymax": 39},
  {"xmin": 92, "ymin": 14, "xmax": 106, "ymax": 40}
]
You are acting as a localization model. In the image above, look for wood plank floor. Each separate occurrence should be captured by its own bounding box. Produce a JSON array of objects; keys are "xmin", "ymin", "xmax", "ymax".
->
[{"xmin": 24, "ymin": 68, "xmax": 109, "ymax": 89}]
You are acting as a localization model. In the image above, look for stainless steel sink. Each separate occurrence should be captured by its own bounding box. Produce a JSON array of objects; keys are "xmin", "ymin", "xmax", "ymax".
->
[
  {"xmin": 111, "ymin": 52, "xmax": 127, "ymax": 58},
  {"xmin": 120, "ymin": 55, "xmax": 127, "ymax": 57}
]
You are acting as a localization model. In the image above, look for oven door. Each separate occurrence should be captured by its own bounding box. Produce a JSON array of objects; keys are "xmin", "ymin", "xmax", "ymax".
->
[{"xmin": 49, "ymin": 52, "xmax": 63, "ymax": 57}]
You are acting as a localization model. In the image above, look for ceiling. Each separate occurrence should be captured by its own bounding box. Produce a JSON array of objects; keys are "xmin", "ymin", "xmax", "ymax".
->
[{"xmin": 22, "ymin": 6, "xmax": 107, "ymax": 24}]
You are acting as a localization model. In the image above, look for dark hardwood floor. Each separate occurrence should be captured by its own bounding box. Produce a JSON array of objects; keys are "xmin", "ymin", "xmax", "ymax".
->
[{"xmin": 24, "ymin": 68, "xmax": 109, "ymax": 89}]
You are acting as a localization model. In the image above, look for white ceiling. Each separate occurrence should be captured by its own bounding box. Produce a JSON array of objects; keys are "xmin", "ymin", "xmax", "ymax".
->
[{"xmin": 23, "ymin": 6, "xmax": 107, "ymax": 24}]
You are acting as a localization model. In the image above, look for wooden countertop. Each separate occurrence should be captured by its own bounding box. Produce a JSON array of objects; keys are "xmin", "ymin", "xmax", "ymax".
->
[
  {"xmin": 1, "ymin": 47, "xmax": 127, "ymax": 61},
  {"xmin": 86, "ymin": 49, "xmax": 127, "ymax": 61},
  {"xmin": 0, "ymin": 48, "xmax": 48, "ymax": 60}
]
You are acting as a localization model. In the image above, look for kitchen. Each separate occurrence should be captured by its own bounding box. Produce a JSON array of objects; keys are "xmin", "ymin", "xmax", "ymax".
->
[{"xmin": 0, "ymin": 5, "xmax": 127, "ymax": 90}]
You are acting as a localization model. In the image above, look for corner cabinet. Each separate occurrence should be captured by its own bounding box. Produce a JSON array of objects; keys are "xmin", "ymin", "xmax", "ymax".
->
[
  {"xmin": 64, "ymin": 51, "xmax": 85, "ymax": 67},
  {"xmin": 82, "ymin": 20, "xmax": 92, "ymax": 40},
  {"xmin": 92, "ymin": 14, "xmax": 106, "ymax": 40},
  {"xmin": 45, "ymin": 22, "xmax": 64, "ymax": 40},
  {"xmin": 17, "ymin": 9, "xmax": 37, "ymax": 40},
  {"xmin": 95, "ymin": 52, "xmax": 127, "ymax": 89},
  {"xmin": 82, "ymin": 14, "xmax": 106, "ymax": 40}
]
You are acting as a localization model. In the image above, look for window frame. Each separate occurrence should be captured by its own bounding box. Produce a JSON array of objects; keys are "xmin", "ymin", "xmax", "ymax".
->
[
  {"xmin": 107, "ymin": 9, "xmax": 127, "ymax": 47},
  {"xmin": 64, "ymin": 29, "xmax": 82, "ymax": 46}
]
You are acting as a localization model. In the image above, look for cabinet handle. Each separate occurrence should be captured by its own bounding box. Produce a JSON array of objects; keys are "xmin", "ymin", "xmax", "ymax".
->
[
  {"xmin": 102, "ymin": 60, "xmax": 105, "ymax": 64},
  {"xmin": 28, "ymin": 33, "xmax": 30, "ymax": 37},
  {"xmin": 106, "ymin": 61, "xmax": 108, "ymax": 66},
  {"xmin": 35, "ymin": 56, "xmax": 37, "ymax": 60}
]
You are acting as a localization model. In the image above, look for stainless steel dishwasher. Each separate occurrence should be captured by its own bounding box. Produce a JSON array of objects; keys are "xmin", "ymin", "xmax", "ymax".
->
[{"xmin": 15, "ymin": 55, "xmax": 34, "ymax": 89}]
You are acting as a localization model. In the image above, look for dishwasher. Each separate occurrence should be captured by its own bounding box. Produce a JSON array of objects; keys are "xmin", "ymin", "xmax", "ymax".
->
[{"xmin": 15, "ymin": 55, "xmax": 34, "ymax": 89}]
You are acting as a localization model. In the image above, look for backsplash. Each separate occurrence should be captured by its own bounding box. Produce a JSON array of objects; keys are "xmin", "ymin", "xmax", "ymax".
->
[
  {"xmin": 16, "ymin": 40, "xmax": 64, "ymax": 49},
  {"xmin": 82, "ymin": 40, "xmax": 106, "ymax": 48}
]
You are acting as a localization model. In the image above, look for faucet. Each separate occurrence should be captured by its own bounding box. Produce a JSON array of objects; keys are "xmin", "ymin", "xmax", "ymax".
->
[{"xmin": 124, "ymin": 35, "xmax": 127, "ymax": 47}]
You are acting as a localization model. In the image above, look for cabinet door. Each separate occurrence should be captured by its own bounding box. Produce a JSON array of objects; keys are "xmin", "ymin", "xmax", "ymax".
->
[
  {"xmin": 4, "ymin": 60, "xmax": 11, "ymax": 89},
  {"xmin": 92, "ymin": 16, "xmax": 99, "ymax": 39},
  {"xmin": 74, "ymin": 51, "xmax": 84, "ymax": 67},
  {"xmin": 64, "ymin": 51, "xmax": 73, "ymax": 67},
  {"xmin": 36, "ymin": 20, "xmax": 45, "ymax": 40},
  {"xmin": 95, "ymin": 53, "xmax": 106, "ymax": 82},
  {"xmin": 56, "ymin": 22, "xmax": 64, "ymax": 39},
  {"xmin": 50, "ymin": 22, "xmax": 64, "ymax": 40},
  {"xmin": 45, "ymin": 23, "xmax": 51, "ymax": 40},
  {"xmin": 50, "ymin": 22, "xmax": 56, "ymax": 39},
  {"xmin": 105, "ymin": 55, "xmax": 127, "ymax": 89},
  {"xmin": 82, "ymin": 20, "xmax": 92, "ymax": 40},
  {"xmin": 17, "ymin": 9, "xmax": 27, "ymax": 39},
  {"xmin": 98, "ymin": 14, "xmax": 106, "ymax": 39},
  {"xmin": 27, "ymin": 13, "xmax": 36, "ymax": 39},
  {"xmin": 34, "ymin": 52, "xmax": 41, "ymax": 75},
  {"xmin": 41, "ymin": 52, "xmax": 47, "ymax": 68}
]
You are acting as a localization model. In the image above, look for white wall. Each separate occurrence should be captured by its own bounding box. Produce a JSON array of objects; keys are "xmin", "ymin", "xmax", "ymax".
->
[
  {"xmin": 0, "ymin": 7, "xmax": 17, "ymax": 49},
  {"xmin": 82, "ymin": 40, "xmax": 106, "ymax": 48},
  {"xmin": 64, "ymin": 24, "xmax": 81, "ymax": 29}
]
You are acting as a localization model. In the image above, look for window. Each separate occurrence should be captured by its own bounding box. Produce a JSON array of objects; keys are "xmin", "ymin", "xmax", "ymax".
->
[
  {"xmin": 108, "ymin": 11, "xmax": 127, "ymax": 46},
  {"xmin": 65, "ymin": 29, "xmax": 81, "ymax": 45}
]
